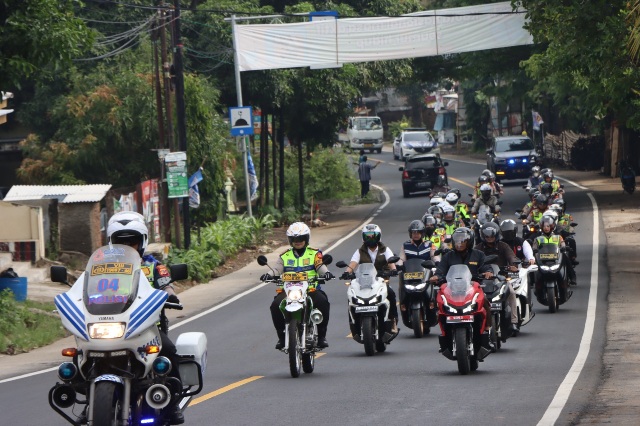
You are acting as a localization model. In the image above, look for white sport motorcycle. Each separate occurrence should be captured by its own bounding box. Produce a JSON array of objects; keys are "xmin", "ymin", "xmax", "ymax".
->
[
  {"xmin": 49, "ymin": 244, "xmax": 206, "ymax": 426},
  {"xmin": 508, "ymin": 264, "xmax": 537, "ymax": 329}
]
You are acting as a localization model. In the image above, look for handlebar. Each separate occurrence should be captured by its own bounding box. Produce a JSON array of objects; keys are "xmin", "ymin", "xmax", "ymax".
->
[{"xmin": 164, "ymin": 302, "xmax": 183, "ymax": 310}]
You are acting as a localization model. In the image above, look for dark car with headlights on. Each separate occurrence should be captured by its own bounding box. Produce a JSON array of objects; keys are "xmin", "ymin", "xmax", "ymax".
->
[
  {"xmin": 486, "ymin": 136, "xmax": 539, "ymax": 181},
  {"xmin": 399, "ymin": 154, "xmax": 449, "ymax": 198}
]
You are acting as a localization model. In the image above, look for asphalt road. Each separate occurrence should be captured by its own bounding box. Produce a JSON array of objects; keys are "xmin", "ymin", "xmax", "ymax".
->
[{"xmin": 0, "ymin": 149, "xmax": 606, "ymax": 426}]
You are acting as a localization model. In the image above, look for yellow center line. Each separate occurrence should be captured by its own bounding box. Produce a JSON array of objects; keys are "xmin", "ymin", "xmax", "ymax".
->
[
  {"xmin": 447, "ymin": 176, "xmax": 475, "ymax": 189},
  {"xmin": 189, "ymin": 376, "xmax": 263, "ymax": 407}
]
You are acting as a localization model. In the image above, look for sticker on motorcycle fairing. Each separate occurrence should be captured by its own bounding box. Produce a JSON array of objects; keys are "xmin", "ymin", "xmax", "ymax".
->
[
  {"xmin": 156, "ymin": 264, "xmax": 170, "ymax": 277},
  {"xmin": 97, "ymin": 278, "xmax": 119, "ymax": 292},
  {"xmin": 403, "ymin": 271, "xmax": 425, "ymax": 280},
  {"xmin": 282, "ymin": 272, "xmax": 308, "ymax": 281},
  {"xmin": 539, "ymin": 253, "xmax": 558, "ymax": 260},
  {"xmin": 141, "ymin": 266, "xmax": 151, "ymax": 278},
  {"xmin": 91, "ymin": 262, "xmax": 134, "ymax": 276},
  {"xmin": 491, "ymin": 303, "xmax": 502, "ymax": 310},
  {"xmin": 88, "ymin": 294, "xmax": 129, "ymax": 305}
]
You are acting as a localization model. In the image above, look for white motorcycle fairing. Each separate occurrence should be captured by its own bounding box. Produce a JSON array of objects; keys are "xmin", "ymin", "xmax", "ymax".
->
[{"xmin": 347, "ymin": 264, "xmax": 390, "ymax": 324}]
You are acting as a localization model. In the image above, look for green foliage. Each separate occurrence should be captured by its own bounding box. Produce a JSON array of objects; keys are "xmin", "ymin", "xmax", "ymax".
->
[
  {"xmin": 167, "ymin": 214, "xmax": 277, "ymax": 282},
  {"xmin": 302, "ymin": 148, "xmax": 360, "ymax": 200},
  {"xmin": 387, "ymin": 116, "xmax": 411, "ymax": 139},
  {"xmin": 0, "ymin": 291, "xmax": 69, "ymax": 354}
]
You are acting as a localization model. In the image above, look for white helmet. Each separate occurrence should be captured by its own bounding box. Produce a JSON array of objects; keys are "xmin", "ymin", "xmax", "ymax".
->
[
  {"xmin": 442, "ymin": 204, "xmax": 456, "ymax": 222},
  {"xmin": 362, "ymin": 223, "xmax": 382, "ymax": 247},
  {"xmin": 445, "ymin": 192, "xmax": 459, "ymax": 205},
  {"xmin": 107, "ymin": 211, "xmax": 148, "ymax": 256},
  {"xmin": 286, "ymin": 222, "xmax": 311, "ymax": 246},
  {"xmin": 429, "ymin": 195, "xmax": 444, "ymax": 207}
]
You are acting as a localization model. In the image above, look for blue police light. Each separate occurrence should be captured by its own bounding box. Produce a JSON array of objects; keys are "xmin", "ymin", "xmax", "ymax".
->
[
  {"xmin": 522, "ymin": 158, "xmax": 528, "ymax": 163},
  {"xmin": 152, "ymin": 356, "xmax": 172, "ymax": 375},
  {"xmin": 508, "ymin": 159, "xmax": 515, "ymax": 165},
  {"xmin": 141, "ymin": 418, "xmax": 154, "ymax": 424},
  {"xmin": 57, "ymin": 362, "xmax": 77, "ymax": 381}
]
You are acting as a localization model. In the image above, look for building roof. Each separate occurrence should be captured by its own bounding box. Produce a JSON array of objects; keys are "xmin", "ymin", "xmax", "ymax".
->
[{"xmin": 3, "ymin": 185, "xmax": 112, "ymax": 203}]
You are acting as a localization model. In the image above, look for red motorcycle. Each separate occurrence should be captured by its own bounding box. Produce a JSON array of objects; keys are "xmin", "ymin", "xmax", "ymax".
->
[{"xmin": 436, "ymin": 264, "xmax": 492, "ymax": 375}]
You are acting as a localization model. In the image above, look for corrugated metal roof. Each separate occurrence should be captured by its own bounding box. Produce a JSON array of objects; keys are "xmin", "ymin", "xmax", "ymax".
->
[{"xmin": 3, "ymin": 185, "xmax": 112, "ymax": 203}]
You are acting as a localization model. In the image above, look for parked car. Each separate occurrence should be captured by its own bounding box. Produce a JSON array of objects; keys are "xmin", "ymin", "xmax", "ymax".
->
[
  {"xmin": 486, "ymin": 136, "xmax": 539, "ymax": 181},
  {"xmin": 393, "ymin": 129, "xmax": 439, "ymax": 160},
  {"xmin": 399, "ymin": 153, "xmax": 449, "ymax": 198}
]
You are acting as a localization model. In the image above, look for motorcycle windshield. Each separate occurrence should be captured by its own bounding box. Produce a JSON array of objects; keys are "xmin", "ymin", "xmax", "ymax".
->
[
  {"xmin": 83, "ymin": 245, "xmax": 141, "ymax": 315},
  {"xmin": 477, "ymin": 204, "xmax": 493, "ymax": 224},
  {"xmin": 355, "ymin": 263, "xmax": 377, "ymax": 289},
  {"xmin": 537, "ymin": 244, "xmax": 559, "ymax": 265},
  {"xmin": 403, "ymin": 258, "xmax": 426, "ymax": 282},
  {"xmin": 445, "ymin": 264, "xmax": 474, "ymax": 303}
]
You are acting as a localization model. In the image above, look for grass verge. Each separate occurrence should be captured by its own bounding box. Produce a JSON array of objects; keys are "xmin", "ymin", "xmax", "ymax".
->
[{"xmin": 0, "ymin": 289, "xmax": 70, "ymax": 354}]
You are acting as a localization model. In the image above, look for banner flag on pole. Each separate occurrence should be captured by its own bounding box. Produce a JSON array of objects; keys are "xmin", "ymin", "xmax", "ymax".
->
[
  {"xmin": 532, "ymin": 110, "xmax": 544, "ymax": 131},
  {"xmin": 188, "ymin": 169, "xmax": 204, "ymax": 208},
  {"xmin": 246, "ymin": 150, "xmax": 259, "ymax": 201}
]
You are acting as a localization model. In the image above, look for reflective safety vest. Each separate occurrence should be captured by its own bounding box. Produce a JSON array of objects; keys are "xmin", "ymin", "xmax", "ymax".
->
[
  {"xmin": 403, "ymin": 240, "xmax": 432, "ymax": 261},
  {"xmin": 557, "ymin": 213, "xmax": 573, "ymax": 232},
  {"xmin": 456, "ymin": 203, "xmax": 470, "ymax": 220},
  {"xmin": 426, "ymin": 230, "xmax": 443, "ymax": 249},
  {"xmin": 535, "ymin": 234, "xmax": 561, "ymax": 246},
  {"xmin": 531, "ymin": 209, "xmax": 545, "ymax": 224},
  {"xmin": 442, "ymin": 222, "xmax": 458, "ymax": 236},
  {"xmin": 279, "ymin": 247, "xmax": 323, "ymax": 290}
]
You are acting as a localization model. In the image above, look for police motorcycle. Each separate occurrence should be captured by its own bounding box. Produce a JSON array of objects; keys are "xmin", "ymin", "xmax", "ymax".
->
[
  {"xmin": 336, "ymin": 257, "xmax": 400, "ymax": 356},
  {"xmin": 507, "ymin": 263, "xmax": 537, "ymax": 330},
  {"xmin": 257, "ymin": 254, "xmax": 333, "ymax": 378},
  {"xmin": 399, "ymin": 258, "xmax": 438, "ymax": 338},
  {"xmin": 479, "ymin": 263, "xmax": 513, "ymax": 351},
  {"xmin": 533, "ymin": 242, "xmax": 570, "ymax": 313},
  {"xmin": 48, "ymin": 245, "xmax": 206, "ymax": 426}
]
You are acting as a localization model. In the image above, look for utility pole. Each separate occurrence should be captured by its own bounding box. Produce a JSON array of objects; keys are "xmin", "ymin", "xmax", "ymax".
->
[{"xmin": 172, "ymin": 0, "xmax": 190, "ymax": 249}]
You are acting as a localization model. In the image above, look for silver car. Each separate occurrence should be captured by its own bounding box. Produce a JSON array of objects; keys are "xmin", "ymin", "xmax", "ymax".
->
[{"xmin": 393, "ymin": 130, "xmax": 440, "ymax": 160}]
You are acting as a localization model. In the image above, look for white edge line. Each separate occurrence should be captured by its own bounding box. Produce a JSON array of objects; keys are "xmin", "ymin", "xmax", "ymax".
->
[
  {"xmin": 537, "ymin": 192, "xmax": 599, "ymax": 425},
  {"xmin": 1, "ymin": 187, "xmax": 392, "ymax": 383}
]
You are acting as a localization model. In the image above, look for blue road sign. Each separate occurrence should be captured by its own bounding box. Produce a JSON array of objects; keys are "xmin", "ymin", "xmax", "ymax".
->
[{"xmin": 230, "ymin": 106, "xmax": 254, "ymax": 136}]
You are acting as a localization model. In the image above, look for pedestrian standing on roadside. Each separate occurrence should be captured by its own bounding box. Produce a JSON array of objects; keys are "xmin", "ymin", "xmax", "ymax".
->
[{"xmin": 358, "ymin": 155, "xmax": 380, "ymax": 198}]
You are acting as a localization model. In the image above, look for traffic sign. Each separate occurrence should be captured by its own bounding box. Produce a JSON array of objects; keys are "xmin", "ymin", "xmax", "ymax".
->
[{"xmin": 229, "ymin": 106, "xmax": 254, "ymax": 136}]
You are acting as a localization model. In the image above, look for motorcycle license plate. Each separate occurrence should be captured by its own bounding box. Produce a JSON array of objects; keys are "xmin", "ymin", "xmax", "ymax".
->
[
  {"xmin": 282, "ymin": 272, "xmax": 308, "ymax": 281},
  {"xmin": 403, "ymin": 271, "xmax": 425, "ymax": 280},
  {"xmin": 491, "ymin": 303, "xmax": 502, "ymax": 310},
  {"xmin": 446, "ymin": 315, "xmax": 473, "ymax": 323},
  {"xmin": 539, "ymin": 253, "xmax": 558, "ymax": 260},
  {"xmin": 355, "ymin": 306, "xmax": 378, "ymax": 313}
]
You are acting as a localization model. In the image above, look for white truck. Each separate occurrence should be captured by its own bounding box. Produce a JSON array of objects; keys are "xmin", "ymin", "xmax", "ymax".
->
[{"xmin": 347, "ymin": 116, "xmax": 384, "ymax": 153}]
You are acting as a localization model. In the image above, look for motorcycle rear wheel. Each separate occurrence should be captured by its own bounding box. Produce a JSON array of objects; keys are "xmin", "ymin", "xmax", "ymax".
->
[
  {"xmin": 288, "ymin": 321, "xmax": 302, "ymax": 377},
  {"xmin": 547, "ymin": 286, "xmax": 557, "ymax": 313},
  {"xmin": 362, "ymin": 317, "xmax": 376, "ymax": 356},
  {"xmin": 454, "ymin": 328, "xmax": 471, "ymax": 375},
  {"xmin": 93, "ymin": 382, "xmax": 120, "ymax": 426},
  {"xmin": 412, "ymin": 308, "xmax": 424, "ymax": 338}
]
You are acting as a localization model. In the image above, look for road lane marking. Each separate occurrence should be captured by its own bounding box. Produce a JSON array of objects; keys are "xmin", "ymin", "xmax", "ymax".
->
[
  {"xmin": 447, "ymin": 176, "xmax": 475, "ymax": 189},
  {"xmin": 537, "ymin": 192, "xmax": 599, "ymax": 425},
  {"xmin": 189, "ymin": 376, "xmax": 263, "ymax": 407}
]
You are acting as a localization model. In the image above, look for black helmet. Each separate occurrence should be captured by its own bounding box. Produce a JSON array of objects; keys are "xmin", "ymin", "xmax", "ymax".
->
[
  {"xmin": 540, "ymin": 182, "xmax": 553, "ymax": 196},
  {"xmin": 535, "ymin": 194, "xmax": 548, "ymax": 206},
  {"xmin": 543, "ymin": 170, "xmax": 554, "ymax": 181},
  {"xmin": 422, "ymin": 214, "xmax": 437, "ymax": 227},
  {"xmin": 528, "ymin": 187, "xmax": 538, "ymax": 199},
  {"xmin": 451, "ymin": 227, "xmax": 473, "ymax": 252},
  {"xmin": 408, "ymin": 220, "xmax": 426, "ymax": 240},
  {"xmin": 481, "ymin": 169, "xmax": 491, "ymax": 177},
  {"xmin": 500, "ymin": 219, "xmax": 518, "ymax": 242},
  {"xmin": 480, "ymin": 221, "xmax": 501, "ymax": 243},
  {"xmin": 478, "ymin": 175, "xmax": 489, "ymax": 184},
  {"xmin": 480, "ymin": 184, "xmax": 492, "ymax": 201}
]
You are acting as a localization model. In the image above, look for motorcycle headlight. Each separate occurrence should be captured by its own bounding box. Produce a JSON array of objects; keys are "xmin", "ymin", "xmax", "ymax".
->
[
  {"xmin": 415, "ymin": 283, "xmax": 427, "ymax": 290},
  {"xmin": 369, "ymin": 295, "xmax": 380, "ymax": 304},
  {"xmin": 462, "ymin": 293, "xmax": 480, "ymax": 313},
  {"xmin": 287, "ymin": 289, "xmax": 304, "ymax": 302},
  {"xmin": 88, "ymin": 322, "xmax": 126, "ymax": 339},
  {"xmin": 352, "ymin": 296, "xmax": 364, "ymax": 305},
  {"xmin": 405, "ymin": 284, "xmax": 416, "ymax": 291}
]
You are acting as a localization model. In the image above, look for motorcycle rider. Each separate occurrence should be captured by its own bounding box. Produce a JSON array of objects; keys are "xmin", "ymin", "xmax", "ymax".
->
[
  {"xmin": 524, "ymin": 194, "xmax": 549, "ymax": 226},
  {"xmin": 445, "ymin": 189, "xmax": 471, "ymax": 225},
  {"xmin": 473, "ymin": 222, "xmax": 521, "ymax": 335},
  {"xmin": 552, "ymin": 199, "xmax": 579, "ymax": 267},
  {"xmin": 472, "ymin": 174, "xmax": 490, "ymax": 201},
  {"xmin": 470, "ymin": 184, "xmax": 501, "ymax": 215},
  {"xmin": 397, "ymin": 220, "xmax": 436, "ymax": 327},
  {"xmin": 264, "ymin": 222, "xmax": 332, "ymax": 349},
  {"xmin": 440, "ymin": 204, "xmax": 464, "ymax": 237},
  {"xmin": 429, "ymin": 227, "xmax": 494, "ymax": 352},
  {"xmin": 526, "ymin": 166, "xmax": 543, "ymax": 190},
  {"xmin": 422, "ymin": 214, "xmax": 444, "ymax": 249},
  {"xmin": 344, "ymin": 224, "xmax": 400, "ymax": 336},
  {"xmin": 521, "ymin": 188, "xmax": 540, "ymax": 218},
  {"xmin": 500, "ymin": 219, "xmax": 535, "ymax": 265},
  {"xmin": 531, "ymin": 214, "xmax": 573, "ymax": 296},
  {"xmin": 541, "ymin": 169, "xmax": 563, "ymax": 195},
  {"xmin": 487, "ymin": 171, "xmax": 504, "ymax": 197},
  {"xmin": 107, "ymin": 211, "xmax": 184, "ymax": 425}
]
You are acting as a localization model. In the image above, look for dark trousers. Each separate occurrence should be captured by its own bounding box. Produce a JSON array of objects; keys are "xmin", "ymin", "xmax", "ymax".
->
[
  {"xmin": 270, "ymin": 290, "xmax": 330, "ymax": 338},
  {"xmin": 160, "ymin": 330, "xmax": 181, "ymax": 381},
  {"xmin": 360, "ymin": 180, "xmax": 370, "ymax": 197},
  {"xmin": 386, "ymin": 283, "xmax": 398, "ymax": 319}
]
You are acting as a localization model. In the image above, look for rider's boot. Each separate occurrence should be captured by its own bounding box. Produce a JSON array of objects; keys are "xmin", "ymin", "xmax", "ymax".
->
[
  {"xmin": 169, "ymin": 404, "xmax": 185, "ymax": 425},
  {"xmin": 317, "ymin": 326, "xmax": 329, "ymax": 348},
  {"xmin": 275, "ymin": 330, "xmax": 285, "ymax": 350}
]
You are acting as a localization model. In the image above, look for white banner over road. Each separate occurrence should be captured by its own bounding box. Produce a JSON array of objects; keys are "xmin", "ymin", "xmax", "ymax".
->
[{"xmin": 235, "ymin": 2, "xmax": 533, "ymax": 72}]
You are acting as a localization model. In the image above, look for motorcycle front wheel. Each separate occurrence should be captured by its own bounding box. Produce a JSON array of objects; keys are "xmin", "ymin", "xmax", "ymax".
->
[
  {"xmin": 455, "ymin": 328, "xmax": 471, "ymax": 375},
  {"xmin": 361, "ymin": 317, "xmax": 376, "ymax": 356},
  {"xmin": 302, "ymin": 352, "xmax": 315, "ymax": 374},
  {"xmin": 288, "ymin": 321, "xmax": 302, "ymax": 377},
  {"xmin": 412, "ymin": 308, "xmax": 424, "ymax": 338},
  {"xmin": 547, "ymin": 286, "xmax": 557, "ymax": 313},
  {"xmin": 93, "ymin": 382, "xmax": 121, "ymax": 426}
]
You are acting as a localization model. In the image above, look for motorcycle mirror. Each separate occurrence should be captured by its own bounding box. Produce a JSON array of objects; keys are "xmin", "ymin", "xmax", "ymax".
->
[
  {"xmin": 515, "ymin": 209, "xmax": 523, "ymax": 213},
  {"xmin": 257, "ymin": 255, "xmax": 268, "ymax": 266},
  {"xmin": 335, "ymin": 260, "xmax": 348, "ymax": 268},
  {"xmin": 421, "ymin": 260, "xmax": 436, "ymax": 269},
  {"xmin": 522, "ymin": 184, "xmax": 528, "ymax": 189},
  {"xmin": 560, "ymin": 184, "xmax": 565, "ymax": 188},
  {"xmin": 497, "ymin": 200, "xmax": 503, "ymax": 205},
  {"xmin": 571, "ymin": 222, "xmax": 578, "ymax": 227},
  {"xmin": 50, "ymin": 266, "xmax": 69, "ymax": 286},
  {"xmin": 322, "ymin": 254, "xmax": 333, "ymax": 266},
  {"xmin": 169, "ymin": 264, "xmax": 188, "ymax": 281},
  {"xmin": 387, "ymin": 255, "xmax": 400, "ymax": 264},
  {"xmin": 443, "ymin": 162, "xmax": 449, "ymax": 166},
  {"xmin": 398, "ymin": 167, "xmax": 404, "ymax": 172}
]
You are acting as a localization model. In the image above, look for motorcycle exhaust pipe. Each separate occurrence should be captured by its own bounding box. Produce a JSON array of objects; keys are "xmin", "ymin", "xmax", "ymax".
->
[
  {"xmin": 145, "ymin": 384, "xmax": 171, "ymax": 410},
  {"xmin": 310, "ymin": 309, "xmax": 323, "ymax": 325}
]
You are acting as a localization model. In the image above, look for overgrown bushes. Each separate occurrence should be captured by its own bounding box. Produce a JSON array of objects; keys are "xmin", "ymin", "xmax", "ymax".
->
[{"xmin": 571, "ymin": 136, "xmax": 605, "ymax": 170}]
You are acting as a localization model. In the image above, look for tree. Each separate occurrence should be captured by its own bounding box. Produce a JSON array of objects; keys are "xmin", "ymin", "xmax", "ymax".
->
[{"xmin": 0, "ymin": 0, "xmax": 94, "ymax": 88}]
